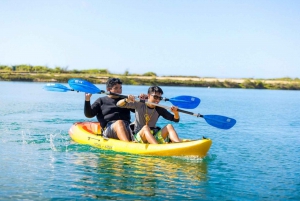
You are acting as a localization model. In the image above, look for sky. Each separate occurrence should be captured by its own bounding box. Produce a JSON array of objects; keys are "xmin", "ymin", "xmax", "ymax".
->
[{"xmin": 1, "ymin": 0, "xmax": 300, "ymax": 79}]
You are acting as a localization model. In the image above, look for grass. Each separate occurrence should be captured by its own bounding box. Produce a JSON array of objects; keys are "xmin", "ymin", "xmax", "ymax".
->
[{"xmin": 1, "ymin": 71, "xmax": 300, "ymax": 90}]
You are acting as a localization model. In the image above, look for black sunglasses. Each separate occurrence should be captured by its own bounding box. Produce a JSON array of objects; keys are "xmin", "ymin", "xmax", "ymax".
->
[{"xmin": 151, "ymin": 94, "xmax": 163, "ymax": 100}]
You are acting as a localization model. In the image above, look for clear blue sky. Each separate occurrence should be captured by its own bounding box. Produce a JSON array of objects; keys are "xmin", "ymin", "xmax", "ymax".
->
[{"xmin": 1, "ymin": 0, "xmax": 299, "ymax": 79}]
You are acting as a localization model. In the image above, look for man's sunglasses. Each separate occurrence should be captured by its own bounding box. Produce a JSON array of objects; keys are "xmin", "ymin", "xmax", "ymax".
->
[{"xmin": 151, "ymin": 94, "xmax": 163, "ymax": 100}]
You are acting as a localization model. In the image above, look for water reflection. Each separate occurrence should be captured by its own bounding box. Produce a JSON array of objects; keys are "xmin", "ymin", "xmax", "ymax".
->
[{"xmin": 70, "ymin": 151, "xmax": 208, "ymax": 199}]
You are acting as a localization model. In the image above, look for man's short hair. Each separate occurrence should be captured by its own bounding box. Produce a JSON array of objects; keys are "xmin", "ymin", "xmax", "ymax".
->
[
  {"xmin": 148, "ymin": 86, "xmax": 163, "ymax": 95},
  {"xmin": 106, "ymin": 78, "xmax": 122, "ymax": 89}
]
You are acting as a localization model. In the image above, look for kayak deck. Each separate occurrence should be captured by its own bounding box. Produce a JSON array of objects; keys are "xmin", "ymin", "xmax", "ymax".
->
[{"xmin": 69, "ymin": 122, "xmax": 212, "ymax": 157}]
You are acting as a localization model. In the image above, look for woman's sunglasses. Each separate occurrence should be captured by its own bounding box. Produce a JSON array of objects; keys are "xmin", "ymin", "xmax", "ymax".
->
[{"xmin": 150, "ymin": 94, "xmax": 163, "ymax": 100}]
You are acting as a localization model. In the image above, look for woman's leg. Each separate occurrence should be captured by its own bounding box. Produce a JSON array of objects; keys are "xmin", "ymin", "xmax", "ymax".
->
[
  {"xmin": 161, "ymin": 124, "xmax": 181, "ymax": 142},
  {"xmin": 139, "ymin": 126, "xmax": 158, "ymax": 144}
]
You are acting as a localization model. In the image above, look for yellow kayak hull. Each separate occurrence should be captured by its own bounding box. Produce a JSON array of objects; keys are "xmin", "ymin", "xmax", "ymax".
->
[{"xmin": 69, "ymin": 122, "xmax": 212, "ymax": 158}]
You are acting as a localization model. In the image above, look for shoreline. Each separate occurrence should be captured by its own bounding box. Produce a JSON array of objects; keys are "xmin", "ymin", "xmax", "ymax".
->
[
  {"xmin": 1, "ymin": 72, "xmax": 299, "ymax": 90},
  {"xmin": 127, "ymin": 76, "xmax": 295, "ymax": 84}
]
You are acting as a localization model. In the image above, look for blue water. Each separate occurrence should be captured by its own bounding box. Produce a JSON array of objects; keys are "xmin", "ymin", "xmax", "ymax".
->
[{"xmin": 0, "ymin": 81, "xmax": 299, "ymax": 200}]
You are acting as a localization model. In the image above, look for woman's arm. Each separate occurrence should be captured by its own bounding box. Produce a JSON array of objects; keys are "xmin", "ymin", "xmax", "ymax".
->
[{"xmin": 156, "ymin": 107, "xmax": 180, "ymax": 122}]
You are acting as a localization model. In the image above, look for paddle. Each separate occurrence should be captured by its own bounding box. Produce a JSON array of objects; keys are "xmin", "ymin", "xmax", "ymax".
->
[
  {"xmin": 146, "ymin": 102, "xmax": 236, "ymax": 130},
  {"xmin": 43, "ymin": 83, "xmax": 74, "ymax": 92},
  {"xmin": 43, "ymin": 79, "xmax": 200, "ymax": 109},
  {"xmin": 67, "ymin": 78, "xmax": 200, "ymax": 109}
]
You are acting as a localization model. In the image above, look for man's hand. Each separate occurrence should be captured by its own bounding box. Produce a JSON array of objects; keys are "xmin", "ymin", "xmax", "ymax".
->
[{"xmin": 85, "ymin": 93, "xmax": 92, "ymax": 101}]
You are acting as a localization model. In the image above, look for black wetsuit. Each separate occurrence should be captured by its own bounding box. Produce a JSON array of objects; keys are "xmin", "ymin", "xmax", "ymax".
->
[{"xmin": 84, "ymin": 96, "xmax": 132, "ymax": 128}]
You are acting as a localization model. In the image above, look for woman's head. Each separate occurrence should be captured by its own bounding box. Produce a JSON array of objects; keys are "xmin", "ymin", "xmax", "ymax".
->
[
  {"xmin": 148, "ymin": 86, "xmax": 163, "ymax": 103},
  {"xmin": 148, "ymin": 86, "xmax": 163, "ymax": 95}
]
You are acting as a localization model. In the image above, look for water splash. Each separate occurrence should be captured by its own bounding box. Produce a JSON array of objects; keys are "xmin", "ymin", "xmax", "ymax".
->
[
  {"xmin": 21, "ymin": 129, "xmax": 31, "ymax": 144},
  {"xmin": 48, "ymin": 130, "xmax": 71, "ymax": 152}
]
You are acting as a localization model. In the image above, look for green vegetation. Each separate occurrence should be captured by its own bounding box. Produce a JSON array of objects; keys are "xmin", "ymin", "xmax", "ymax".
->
[
  {"xmin": 143, "ymin": 72, "xmax": 157, "ymax": 76},
  {"xmin": 1, "ymin": 65, "xmax": 300, "ymax": 90}
]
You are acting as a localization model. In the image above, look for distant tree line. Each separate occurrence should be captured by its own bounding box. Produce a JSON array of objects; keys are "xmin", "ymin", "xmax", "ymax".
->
[
  {"xmin": 0, "ymin": 64, "xmax": 299, "ymax": 90},
  {"xmin": 0, "ymin": 65, "xmax": 110, "ymax": 74},
  {"xmin": 0, "ymin": 65, "xmax": 157, "ymax": 76}
]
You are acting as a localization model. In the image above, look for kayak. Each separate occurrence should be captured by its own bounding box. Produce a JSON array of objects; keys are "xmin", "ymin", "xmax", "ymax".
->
[{"xmin": 68, "ymin": 122, "xmax": 212, "ymax": 157}]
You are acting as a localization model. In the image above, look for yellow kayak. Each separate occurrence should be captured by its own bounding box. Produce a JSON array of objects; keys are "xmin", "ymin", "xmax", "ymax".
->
[{"xmin": 68, "ymin": 122, "xmax": 212, "ymax": 158}]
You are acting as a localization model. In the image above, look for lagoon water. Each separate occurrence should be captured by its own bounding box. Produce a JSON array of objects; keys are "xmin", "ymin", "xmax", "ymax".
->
[{"xmin": 0, "ymin": 81, "xmax": 299, "ymax": 200}]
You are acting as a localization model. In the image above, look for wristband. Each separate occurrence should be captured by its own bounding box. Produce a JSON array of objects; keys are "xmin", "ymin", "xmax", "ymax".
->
[{"xmin": 124, "ymin": 98, "xmax": 128, "ymax": 103}]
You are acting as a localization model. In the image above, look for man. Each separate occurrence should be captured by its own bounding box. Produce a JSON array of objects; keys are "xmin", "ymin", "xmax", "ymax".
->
[
  {"xmin": 84, "ymin": 78, "xmax": 133, "ymax": 141},
  {"xmin": 117, "ymin": 86, "xmax": 181, "ymax": 144}
]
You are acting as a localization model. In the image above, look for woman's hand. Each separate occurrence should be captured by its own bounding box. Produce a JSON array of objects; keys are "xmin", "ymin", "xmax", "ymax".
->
[
  {"xmin": 171, "ymin": 106, "xmax": 179, "ymax": 119},
  {"xmin": 127, "ymin": 95, "xmax": 135, "ymax": 103},
  {"xmin": 138, "ymin": 93, "xmax": 148, "ymax": 100},
  {"xmin": 170, "ymin": 106, "xmax": 178, "ymax": 113}
]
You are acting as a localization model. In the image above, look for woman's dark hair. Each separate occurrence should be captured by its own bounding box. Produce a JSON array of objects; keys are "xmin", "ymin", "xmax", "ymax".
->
[
  {"xmin": 148, "ymin": 86, "xmax": 163, "ymax": 95},
  {"xmin": 106, "ymin": 78, "xmax": 122, "ymax": 88}
]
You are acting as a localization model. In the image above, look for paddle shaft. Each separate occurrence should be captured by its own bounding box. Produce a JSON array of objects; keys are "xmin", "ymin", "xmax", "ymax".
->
[
  {"xmin": 146, "ymin": 102, "xmax": 236, "ymax": 129},
  {"xmin": 92, "ymin": 88, "xmax": 235, "ymax": 129},
  {"xmin": 145, "ymin": 102, "xmax": 203, "ymax": 117},
  {"xmin": 100, "ymin": 91, "xmax": 172, "ymax": 101},
  {"xmin": 108, "ymin": 92, "xmax": 203, "ymax": 117},
  {"xmin": 67, "ymin": 79, "xmax": 200, "ymax": 109}
]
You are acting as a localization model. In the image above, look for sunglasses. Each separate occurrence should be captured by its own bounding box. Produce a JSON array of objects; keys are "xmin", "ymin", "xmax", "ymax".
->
[{"xmin": 150, "ymin": 94, "xmax": 163, "ymax": 100}]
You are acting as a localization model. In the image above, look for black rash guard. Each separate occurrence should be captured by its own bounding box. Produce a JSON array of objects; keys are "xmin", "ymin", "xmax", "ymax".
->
[{"xmin": 84, "ymin": 96, "xmax": 132, "ymax": 128}]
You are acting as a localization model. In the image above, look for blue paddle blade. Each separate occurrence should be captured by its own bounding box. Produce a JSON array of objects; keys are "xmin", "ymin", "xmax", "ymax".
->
[
  {"xmin": 43, "ymin": 83, "xmax": 71, "ymax": 92},
  {"xmin": 203, "ymin": 115, "xmax": 236, "ymax": 129},
  {"xmin": 68, "ymin": 78, "xmax": 101, "ymax": 94},
  {"xmin": 169, "ymin": 95, "xmax": 200, "ymax": 109}
]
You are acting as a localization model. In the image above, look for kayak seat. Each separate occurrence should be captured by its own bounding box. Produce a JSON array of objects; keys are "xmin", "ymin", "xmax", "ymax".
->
[{"xmin": 83, "ymin": 122, "xmax": 102, "ymax": 136}]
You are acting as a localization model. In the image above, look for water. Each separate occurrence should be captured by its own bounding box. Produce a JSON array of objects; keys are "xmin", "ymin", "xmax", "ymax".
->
[{"xmin": 0, "ymin": 81, "xmax": 299, "ymax": 200}]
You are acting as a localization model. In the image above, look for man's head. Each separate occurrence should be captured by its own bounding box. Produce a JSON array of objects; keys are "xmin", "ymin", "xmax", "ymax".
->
[
  {"xmin": 106, "ymin": 78, "xmax": 122, "ymax": 94},
  {"xmin": 148, "ymin": 86, "xmax": 163, "ymax": 103}
]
